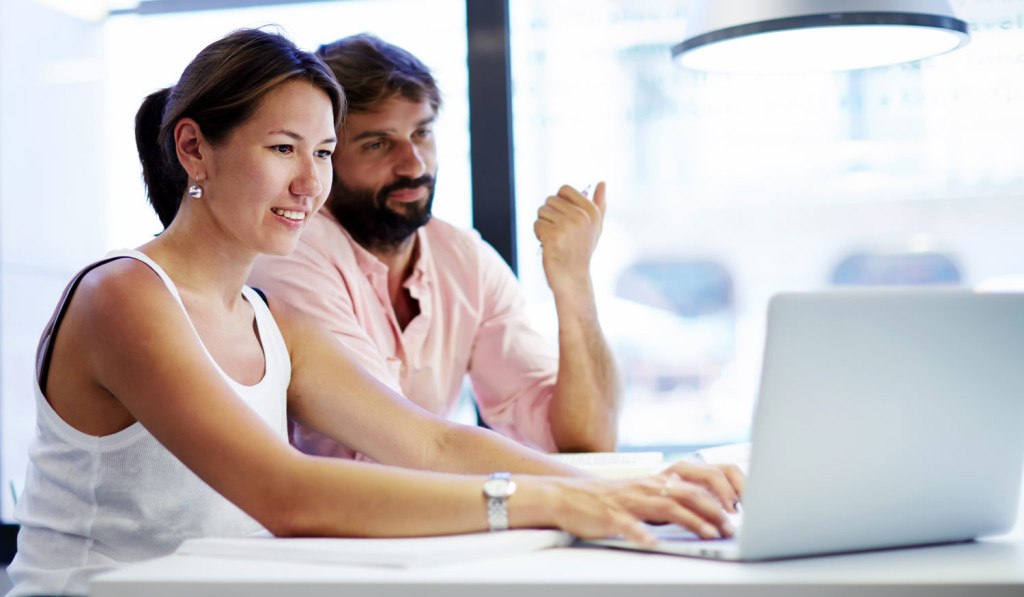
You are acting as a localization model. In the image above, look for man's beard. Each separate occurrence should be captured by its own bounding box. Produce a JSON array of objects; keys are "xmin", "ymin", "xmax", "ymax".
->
[{"xmin": 327, "ymin": 173, "xmax": 435, "ymax": 254}]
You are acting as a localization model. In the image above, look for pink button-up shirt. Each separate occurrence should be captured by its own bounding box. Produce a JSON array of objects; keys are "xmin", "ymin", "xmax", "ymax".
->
[{"xmin": 250, "ymin": 211, "xmax": 559, "ymax": 458}]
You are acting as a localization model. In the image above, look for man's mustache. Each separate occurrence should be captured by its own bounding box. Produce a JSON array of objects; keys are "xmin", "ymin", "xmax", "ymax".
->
[{"xmin": 380, "ymin": 175, "xmax": 434, "ymax": 198}]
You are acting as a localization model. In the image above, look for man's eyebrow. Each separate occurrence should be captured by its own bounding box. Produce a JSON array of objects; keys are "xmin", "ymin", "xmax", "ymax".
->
[
  {"xmin": 350, "ymin": 116, "xmax": 437, "ymax": 142},
  {"xmin": 351, "ymin": 129, "xmax": 392, "ymax": 142},
  {"xmin": 268, "ymin": 129, "xmax": 337, "ymax": 145}
]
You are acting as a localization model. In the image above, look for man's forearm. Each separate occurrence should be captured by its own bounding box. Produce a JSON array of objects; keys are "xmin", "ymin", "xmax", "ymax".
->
[{"xmin": 548, "ymin": 284, "xmax": 622, "ymax": 452}]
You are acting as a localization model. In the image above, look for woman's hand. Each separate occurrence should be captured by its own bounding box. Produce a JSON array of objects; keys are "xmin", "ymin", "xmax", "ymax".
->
[
  {"xmin": 512, "ymin": 472, "xmax": 737, "ymax": 547},
  {"xmin": 660, "ymin": 460, "xmax": 746, "ymax": 513}
]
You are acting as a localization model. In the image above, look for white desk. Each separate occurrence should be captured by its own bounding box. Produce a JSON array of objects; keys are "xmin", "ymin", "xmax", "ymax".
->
[
  {"xmin": 90, "ymin": 452, "xmax": 1024, "ymax": 597},
  {"xmin": 90, "ymin": 525, "xmax": 1024, "ymax": 597}
]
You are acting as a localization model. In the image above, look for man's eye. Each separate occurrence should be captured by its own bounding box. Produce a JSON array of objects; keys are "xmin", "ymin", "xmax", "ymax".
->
[{"xmin": 365, "ymin": 141, "xmax": 384, "ymax": 151}]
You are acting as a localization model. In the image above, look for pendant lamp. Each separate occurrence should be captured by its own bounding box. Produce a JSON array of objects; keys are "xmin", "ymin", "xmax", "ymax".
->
[{"xmin": 674, "ymin": 0, "xmax": 970, "ymax": 73}]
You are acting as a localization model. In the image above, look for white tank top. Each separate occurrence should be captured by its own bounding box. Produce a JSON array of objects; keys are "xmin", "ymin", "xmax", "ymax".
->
[{"xmin": 7, "ymin": 249, "xmax": 291, "ymax": 597}]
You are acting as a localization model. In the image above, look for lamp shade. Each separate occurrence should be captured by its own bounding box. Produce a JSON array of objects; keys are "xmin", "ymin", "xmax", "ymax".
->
[{"xmin": 674, "ymin": 0, "xmax": 969, "ymax": 73}]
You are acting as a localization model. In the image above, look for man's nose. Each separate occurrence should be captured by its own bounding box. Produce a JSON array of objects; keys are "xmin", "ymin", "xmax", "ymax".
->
[{"xmin": 393, "ymin": 140, "xmax": 426, "ymax": 180}]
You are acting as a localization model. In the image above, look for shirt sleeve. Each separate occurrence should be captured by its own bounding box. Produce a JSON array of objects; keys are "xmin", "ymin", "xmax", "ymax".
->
[{"xmin": 466, "ymin": 237, "xmax": 560, "ymax": 453}]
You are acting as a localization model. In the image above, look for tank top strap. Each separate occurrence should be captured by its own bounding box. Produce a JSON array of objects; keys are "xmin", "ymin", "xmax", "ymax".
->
[{"xmin": 103, "ymin": 249, "xmax": 188, "ymax": 305}]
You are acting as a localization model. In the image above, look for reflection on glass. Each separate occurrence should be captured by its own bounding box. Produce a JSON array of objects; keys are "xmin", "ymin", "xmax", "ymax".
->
[{"xmin": 832, "ymin": 252, "xmax": 962, "ymax": 286}]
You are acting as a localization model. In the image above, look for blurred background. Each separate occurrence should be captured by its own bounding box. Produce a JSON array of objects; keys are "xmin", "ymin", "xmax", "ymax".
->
[{"xmin": 2, "ymin": 0, "xmax": 1022, "ymax": 529}]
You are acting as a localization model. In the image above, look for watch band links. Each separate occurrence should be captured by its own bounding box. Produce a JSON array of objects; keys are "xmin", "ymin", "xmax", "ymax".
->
[{"xmin": 487, "ymin": 496, "xmax": 510, "ymax": 531}]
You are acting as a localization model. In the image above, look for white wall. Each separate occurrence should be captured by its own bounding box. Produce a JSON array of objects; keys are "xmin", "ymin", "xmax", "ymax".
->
[{"xmin": 1, "ymin": 0, "xmax": 108, "ymax": 519}]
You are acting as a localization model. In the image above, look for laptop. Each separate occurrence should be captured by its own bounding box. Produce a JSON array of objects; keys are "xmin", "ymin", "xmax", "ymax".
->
[{"xmin": 583, "ymin": 288, "xmax": 1024, "ymax": 561}]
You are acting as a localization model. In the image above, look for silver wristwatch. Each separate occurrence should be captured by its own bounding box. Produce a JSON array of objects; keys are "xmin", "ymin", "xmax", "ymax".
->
[{"xmin": 482, "ymin": 472, "xmax": 517, "ymax": 531}]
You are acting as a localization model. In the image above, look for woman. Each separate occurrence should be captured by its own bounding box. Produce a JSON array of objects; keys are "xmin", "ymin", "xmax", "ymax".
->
[{"xmin": 7, "ymin": 28, "xmax": 741, "ymax": 597}]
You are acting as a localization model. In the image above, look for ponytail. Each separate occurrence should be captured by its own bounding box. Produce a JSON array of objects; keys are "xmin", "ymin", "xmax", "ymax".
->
[{"xmin": 135, "ymin": 88, "xmax": 185, "ymax": 229}]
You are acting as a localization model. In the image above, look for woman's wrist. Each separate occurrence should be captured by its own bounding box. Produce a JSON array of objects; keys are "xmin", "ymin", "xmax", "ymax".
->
[{"xmin": 506, "ymin": 475, "xmax": 564, "ymax": 530}]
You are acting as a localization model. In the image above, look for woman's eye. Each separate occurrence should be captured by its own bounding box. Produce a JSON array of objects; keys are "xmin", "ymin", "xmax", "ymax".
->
[
  {"xmin": 315, "ymin": 149, "xmax": 333, "ymax": 159},
  {"xmin": 272, "ymin": 145, "xmax": 294, "ymax": 154}
]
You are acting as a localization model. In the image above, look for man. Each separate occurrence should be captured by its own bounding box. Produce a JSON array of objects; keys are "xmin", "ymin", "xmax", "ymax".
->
[{"xmin": 250, "ymin": 33, "xmax": 620, "ymax": 458}]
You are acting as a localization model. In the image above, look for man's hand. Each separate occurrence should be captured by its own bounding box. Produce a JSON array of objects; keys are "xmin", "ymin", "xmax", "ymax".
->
[{"xmin": 534, "ymin": 182, "xmax": 606, "ymax": 295}]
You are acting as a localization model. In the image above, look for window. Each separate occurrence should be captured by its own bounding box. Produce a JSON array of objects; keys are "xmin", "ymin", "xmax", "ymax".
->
[{"xmin": 509, "ymin": 0, "xmax": 1024, "ymax": 452}]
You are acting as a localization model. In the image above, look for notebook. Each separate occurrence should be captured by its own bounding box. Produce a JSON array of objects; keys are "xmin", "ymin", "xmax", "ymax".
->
[{"xmin": 582, "ymin": 289, "xmax": 1024, "ymax": 561}]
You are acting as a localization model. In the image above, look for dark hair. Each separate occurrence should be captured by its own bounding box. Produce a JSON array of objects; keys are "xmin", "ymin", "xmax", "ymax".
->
[
  {"xmin": 135, "ymin": 27, "xmax": 345, "ymax": 228},
  {"xmin": 315, "ymin": 33, "xmax": 441, "ymax": 115}
]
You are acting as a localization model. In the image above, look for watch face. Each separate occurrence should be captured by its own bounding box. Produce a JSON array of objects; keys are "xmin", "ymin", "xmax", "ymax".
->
[{"xmin": 483, "ymin": 477, "xmax": 509, "ymax": 498}]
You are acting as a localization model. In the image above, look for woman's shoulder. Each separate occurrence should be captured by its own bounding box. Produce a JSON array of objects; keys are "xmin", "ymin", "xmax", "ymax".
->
[
  {"xmin": 36, "ymin": 254, "xmax": 189, "ymax": 427},
  {"xmin": 63, "ymin": 254, "xmax": 181, "ymax": 331}
]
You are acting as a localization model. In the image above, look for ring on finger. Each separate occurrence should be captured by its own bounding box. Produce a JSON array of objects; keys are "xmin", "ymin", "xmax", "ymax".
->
[{"xmin": 660, "ymin": 477, "xmax": 674, "ymax": 497}]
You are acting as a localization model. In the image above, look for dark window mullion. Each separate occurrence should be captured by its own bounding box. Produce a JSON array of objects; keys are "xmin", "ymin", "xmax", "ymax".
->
[{"xmin": 467, "ymin": 0, "xmax": 517, "ymax": 273}]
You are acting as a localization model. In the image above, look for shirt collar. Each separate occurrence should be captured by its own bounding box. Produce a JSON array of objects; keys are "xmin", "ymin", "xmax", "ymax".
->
[{"xmin": 322, "ymin": 209, "xmax": 433, "ymax": 288}]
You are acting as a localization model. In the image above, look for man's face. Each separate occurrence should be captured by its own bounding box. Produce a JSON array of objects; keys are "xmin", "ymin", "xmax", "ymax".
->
[{"xmin": 327, "ymin": 96, "xmax": 438, "ymax": 253}]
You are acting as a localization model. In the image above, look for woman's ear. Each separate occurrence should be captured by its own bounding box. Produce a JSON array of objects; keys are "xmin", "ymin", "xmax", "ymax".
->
[{"xmin": 174, "ymin": 118, "xmax": 206, "ymax": 181}]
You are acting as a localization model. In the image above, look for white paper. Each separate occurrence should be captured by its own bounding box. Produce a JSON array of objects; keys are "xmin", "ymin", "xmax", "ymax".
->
[
  {"xmin": 549, "ymin": 451, "xmax": 664, "ymax": 478},
  {"xmin": 175, "ymin": 529, "xmax": 572, "ymax": 568}
]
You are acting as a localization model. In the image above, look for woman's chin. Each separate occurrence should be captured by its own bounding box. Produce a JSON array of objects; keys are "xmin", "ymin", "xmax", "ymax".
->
[{"xmin": 264, "ymin": 239, "xmax": 301, "ymax": 258}]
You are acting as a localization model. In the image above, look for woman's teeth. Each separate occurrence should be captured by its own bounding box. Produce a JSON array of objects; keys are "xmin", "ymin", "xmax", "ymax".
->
[{"xmin": 272, "ymin": 208, "xmax": 305, "ymax": 221}]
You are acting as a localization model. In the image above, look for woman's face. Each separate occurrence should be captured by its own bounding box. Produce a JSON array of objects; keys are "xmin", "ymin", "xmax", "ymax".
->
[{"xmin": 200, "ymin": 79, "xmax": 337, "ymax": 256}]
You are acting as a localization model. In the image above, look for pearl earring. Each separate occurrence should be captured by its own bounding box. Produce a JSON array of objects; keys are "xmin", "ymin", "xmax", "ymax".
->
[{"xmin": 188, "ymin": 178, "xmax": 203, "ymax": 199}]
